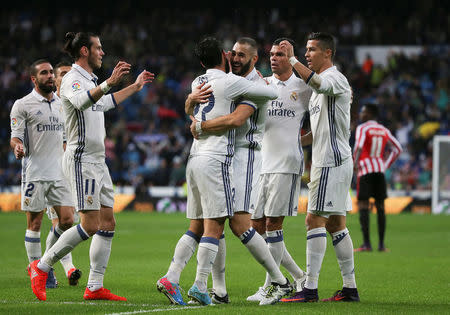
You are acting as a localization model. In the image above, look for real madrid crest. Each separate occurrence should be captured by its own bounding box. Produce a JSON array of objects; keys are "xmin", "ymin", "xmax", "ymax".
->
[{"xmin": 290, "ymin": 92, "xmax": 298, "ymax": 101}]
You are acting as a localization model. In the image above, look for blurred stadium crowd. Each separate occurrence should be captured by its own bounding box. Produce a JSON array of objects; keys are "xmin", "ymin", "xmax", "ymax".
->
[{"xmin": 0, "ymin": 6, "xmax": 448, "ymax": 192}]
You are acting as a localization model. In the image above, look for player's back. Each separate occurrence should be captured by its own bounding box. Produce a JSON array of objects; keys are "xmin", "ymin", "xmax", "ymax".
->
[
  {"xmin": 190, "ymin": 69, "xmax": 258, "ymax": 164},
  {"xmin": 355, "ymin": 120, "xmax": 392, "ymax": 175}
]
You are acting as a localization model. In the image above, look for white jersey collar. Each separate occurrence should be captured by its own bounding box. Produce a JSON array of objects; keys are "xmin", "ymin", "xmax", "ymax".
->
[
  {"xmin": 270, "ymin": 72, "xmax": 297, "ymax": 86},
  {"xmin": 319, "ymin": 65, "xmax": 337, "ymax": 75},
  {"xmin": 32, "ymin": 89, "xmax": 57, "ymax": 103},
  {"xmin": 72, "ymin": 63, "xmax": 99, "ymax": 82},
  {"xmin": 245, "ymin": 68, "xmax": 259, "ymax": 81},
  {"xmin": 206, "ymin": 68, "xmax": 226, "ymax": 76}
]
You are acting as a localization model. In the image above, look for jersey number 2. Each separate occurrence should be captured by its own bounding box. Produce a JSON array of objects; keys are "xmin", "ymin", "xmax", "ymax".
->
[{"xmin": 194, "ymin": 94, "xmax": 215, "ymax": 121}]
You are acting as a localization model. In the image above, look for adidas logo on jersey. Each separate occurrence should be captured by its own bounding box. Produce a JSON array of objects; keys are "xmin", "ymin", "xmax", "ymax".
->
[
  {"xmin": 36, "ymin": 110, "xmax": 43, "ymax": 115},
  {"xmin": 326, "ymin": 201, "xmax": 333, "ymax": 207}
]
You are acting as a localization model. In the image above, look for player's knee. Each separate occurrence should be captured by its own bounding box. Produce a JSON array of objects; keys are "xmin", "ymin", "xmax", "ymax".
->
[
  {"xmin": 251, "ymin": 219, "xmax": 266, "ymax": 235},
  {"xmin": 100, "ymin": 217, "xmax": 116, "ymax": 232},
  {"xmin": 58, "ymin": 214, "xmax": 74, "ymax": 230},
  {"xmin": 29, "ymin": 220, "xmax": 42, "ymax": 232},
  {"xmin": 266, "ymin": 217, "xmax": 283, "ymax": 231}
]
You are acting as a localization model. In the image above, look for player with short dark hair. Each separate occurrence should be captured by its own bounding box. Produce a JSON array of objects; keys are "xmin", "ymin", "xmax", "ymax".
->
[
  {"xmin": 279, "ymin": 32, "xmax": 360, "ymax": 303},
  {"xmin": 353, "ymin": 103, "xmax": 403, "ymax": 252},
  {"xmin": 10, "ymin": 59, "xmax": 76, "ymax": 292}
]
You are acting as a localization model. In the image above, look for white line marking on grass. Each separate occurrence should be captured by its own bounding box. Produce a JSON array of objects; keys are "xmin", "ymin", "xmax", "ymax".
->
[
  {"xmin": 106, "ymin": 306, "xmax": 204, "ymax": 315},
  {"xmin": 0, "ymin": 300, "xmax": 160, "ymax": 307}
]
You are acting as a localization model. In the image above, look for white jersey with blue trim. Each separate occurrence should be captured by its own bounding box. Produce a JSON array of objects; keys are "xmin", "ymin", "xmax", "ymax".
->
[
  {"xmin": 235, "ymin": 68, "xmax": 269, "ymax": 150},
  {"xmin": 10, "ymin": 89, "xmax": 66, "ymax": 182},
  {"xmin": 60, "ymin": 64, "xmax": 117, "ymax": 163},
  {"xmin": 190, "ymin": 68, "xmax": 278, "ymax": 165},
  {"xmin": 307, "ymin": 66, "xmax": 352, "ymax": 167},
  {"xmin": 261, "ymin": 73, "xmax": 311, "ymax": 174}
]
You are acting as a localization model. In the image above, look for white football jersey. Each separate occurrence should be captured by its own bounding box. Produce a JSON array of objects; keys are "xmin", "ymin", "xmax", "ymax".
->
[
  {"xmin": 235, "ymin": 68, "xmax": 269, "ymax": 150},
  {"xmin": 60, "ymin": 64, "xmax": 116, "ymax": 163},
  {"xmin": 261, "ymin": 73, "xmax": 311, "ymax": 174},
  {"xmin": 10, "ymin": 89, "xmax": 65, "ymax": 182},
  {"xmin": 190, "ymin": 68, "xmax": 277, "ymax": 165},
  {"xmin": 307, "ymin": 66, "xmax": 352, "ymax": 167}
]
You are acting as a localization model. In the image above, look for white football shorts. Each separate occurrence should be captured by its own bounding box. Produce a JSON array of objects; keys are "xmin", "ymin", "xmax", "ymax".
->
[
  {"xmin": 21, "ymin": 180, "xmax": 73, "ymax": 212},
  {"xmin": 233, "ymin": 147, "xmax": 262, "ymax": 213},
  {"xmin": 252, "ymin": 173, "xmax": 301, "ymax": 219},
  {"xmin": 63, "ymin": 154, "xmax": 114, "ymax": 211},
  {"xmin": 186, "ymin": 155, "xmax": 234, "ymax": 219},
  {"xmin": 307, "ymin": 158, "xmax": 353, "ymax": 216}
]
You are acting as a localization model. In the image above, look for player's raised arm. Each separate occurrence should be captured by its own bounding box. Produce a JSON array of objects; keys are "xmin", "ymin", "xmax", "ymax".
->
[
  {"xmin": 88, "ymin": 61, "xmax": 132, "ymax": 103},
  {"xmin": 280, "ymin": 39, "xmax": 349, "ymax": 96},
  {"xmin": 112, "ymin": 69, "xmax": 155, "ymax": 105}
]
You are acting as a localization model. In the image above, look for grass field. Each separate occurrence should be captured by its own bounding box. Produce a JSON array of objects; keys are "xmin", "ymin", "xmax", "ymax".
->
[{"xmin": 0, "ymin": 211, "xmax": 449, "ymax": 314}]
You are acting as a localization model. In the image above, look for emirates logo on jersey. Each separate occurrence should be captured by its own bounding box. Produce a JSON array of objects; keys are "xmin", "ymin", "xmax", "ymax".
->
[{"xmin": 290, "ymin": 92, "xmax": 298, "ymax": 101}]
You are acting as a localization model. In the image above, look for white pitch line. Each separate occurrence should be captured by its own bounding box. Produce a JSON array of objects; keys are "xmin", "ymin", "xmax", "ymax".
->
[
  {"xmin": 106, "ymin": 306, "xmax": 204, "ymax": 315},
  {"xmin": 0, "ymin": 300, "xmax": 162, "ymax": 307}
]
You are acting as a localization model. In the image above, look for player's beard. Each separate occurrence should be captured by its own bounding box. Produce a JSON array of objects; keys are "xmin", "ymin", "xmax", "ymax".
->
[
  {"xmin": 233, "ymin": 59, "xmax": 251, "ymax": 76},
  {"xmin": 38, "ymin": 81, "xmax": 55, "ymax": 94},
  {"xmin": 88, "ymin": 53, "xmax": 101, "ymax": 70}
]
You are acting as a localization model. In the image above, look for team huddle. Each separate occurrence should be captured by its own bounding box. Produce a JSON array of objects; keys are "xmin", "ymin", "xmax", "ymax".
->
[{"xmin": 11, "ymin": 31, "xmax": 401, "ymax": 305}]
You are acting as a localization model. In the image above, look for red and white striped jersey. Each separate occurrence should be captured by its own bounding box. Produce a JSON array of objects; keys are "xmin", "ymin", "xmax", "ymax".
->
[{"xmin": 353, "ymin": 120, "xmax": 402, "ymax": 178}]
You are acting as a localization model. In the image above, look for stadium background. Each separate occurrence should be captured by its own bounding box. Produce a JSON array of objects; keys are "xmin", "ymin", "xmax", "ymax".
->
[{"xmin": 0, "ymin": 3, "xmax": 448, "ymax": 214}]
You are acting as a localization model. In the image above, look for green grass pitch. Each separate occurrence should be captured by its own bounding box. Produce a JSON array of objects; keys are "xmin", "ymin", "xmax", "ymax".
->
[{"xmin": 0, "ymin": 211, "xmax": 449, "ymax": 314}]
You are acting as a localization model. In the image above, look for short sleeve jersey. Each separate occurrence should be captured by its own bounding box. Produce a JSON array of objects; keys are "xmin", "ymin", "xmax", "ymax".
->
[
  {"xmin": 307, "ymin": 66, "xmax": 352, "ymax": 167},
  {"xmin": 190, "ymin": 68, "xmax": 277, "ymax": 165},
  {"xmin": 10, "ymin": 89, "xmax": 65, "ymax": 182},
  {"xmin": 261, "ymin": 73, "xmax": 311, "ymax": 174},
  {"xmin": 354, "ymin": 120, "xmax": 402, "ymax": 177},
  {"xmin": 60, "ymin": 64, "xmax": 117, "ymax": 163}
]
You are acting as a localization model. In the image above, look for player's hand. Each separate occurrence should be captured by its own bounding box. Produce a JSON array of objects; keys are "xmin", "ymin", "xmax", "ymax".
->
[
  {"xmin": 256, "ymin": 70, "xmax": 269, "ymax": 85},
  {"xmin": 225, "ymin": 51, "xmax": 232, "ymax": 73},
  {"xmin": 14, "ymin": 143, "xmax": 24, "ymax": 159},
  {"xmin": 279, "ymin": 40, "xmax": 294, "ymax": 59},
  {"xmin": 189, "ymin": 115, "xmax": 200, "ymax": 139},
  {"xmin": 190, "ymin": 82, "xmax": 212, "ymax": 104},
  {"xmin": 134, "ymin": 70, "xmax": 155, "ymax": 91},
  {"xmin": 107, "ymin": 61, "xmax": 132, "ymax": 86}
]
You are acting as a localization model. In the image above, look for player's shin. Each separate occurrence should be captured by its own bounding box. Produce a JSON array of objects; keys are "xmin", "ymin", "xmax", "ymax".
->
[
  {"xmin": 332, "ymin": 228, "xmax": 357, "ymax": 288},
  {"xmin": 38, "ymin": 224, "xmax": 89, "ymax": 272},
  {"xmin": 87, "ymin": 230, "xmax": 114, "ymax": 291},
  {"xmin": 305, "ymin": 227, "xmax": 327, "ymax": 290}
]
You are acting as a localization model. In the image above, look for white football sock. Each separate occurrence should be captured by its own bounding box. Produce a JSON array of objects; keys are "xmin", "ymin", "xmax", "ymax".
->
[
  {"xmin": 305, "ymin": 227, "xmax": 327, "ymax": 290},
  {"xmin": 59, "ymin": 252, "xmax": 75, "ymax": 276},
  {"xmin": 45, "ymin": 225, "xmax": 75, "ymax": 275},
  {"xmin": 194, "ymin": 237, "xmax": 219, "ymax": 293},
  {"xmin": 240, "ymin": 227, "xmax": 286, "ymax": 285},
  {"xmin": 262, "ymin": 230, "xmax": 284, "ymax": 288},
  {"xmin": 212, "ymin": 233, "xmax": 227, "ymax": 297},
  {"xmin": 44, "ymin": 225, "xmax": 63, "ymax": 254},
  {"xmin": 87, "ymin": 230, "xmax": 114, "ymax": 291},
  {"xmin": 25, "ymin": 230, "xmax": 41, "ymax": 263},
  {"xmin": 39, "ymin": 224, "xmax": 89, "ymax": 272},
  {"xmin": 332, "ymin": 228, "xmax": 357, "ymax": 288},
  {"xmin": 281, "ymin": 246, "xmax": 305, "ymax": 281},
  {"xmin": 166, "ymin": 230, "xmax": 200, "ymax": 284}
]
